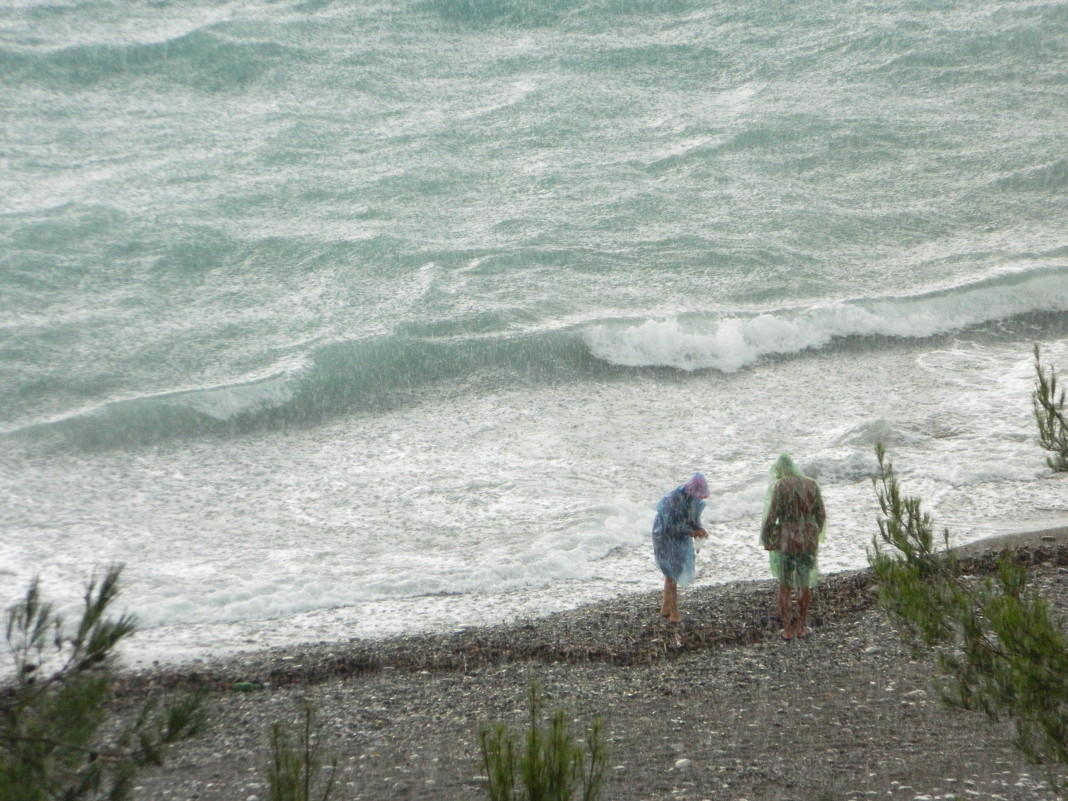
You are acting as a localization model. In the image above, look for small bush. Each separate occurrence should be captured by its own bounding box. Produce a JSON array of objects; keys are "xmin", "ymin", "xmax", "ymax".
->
[
  {"xmin": 869, "ymin": 443, "xmax": 1068, "ymax": 794},
  {"xmin": 1033, "ymin": 343, "xmax": 1068, "ymax": 472},
  {"xmin": 0, "ymin": 565, "xmax": 203, "ymax": 801},
  {"xmin": 479, "ymin": 682, "xmax": 607, "ymax": 801},
  {"xmin": 266, "ymin": 702, "xmax": 339, "ymax": 801}
]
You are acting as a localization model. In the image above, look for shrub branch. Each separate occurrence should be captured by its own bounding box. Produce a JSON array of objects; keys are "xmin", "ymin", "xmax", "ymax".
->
[
  {"xmin": 1033, "ymin": 343, "xmax": 1068, "ymax": 472},
  {"xmin": 869, "ymin": 444, "xmax": 1068, "ymax": 793},
  {"xmin": 1, "ymin": 565, "xmax": 204, "ymax": 801}
]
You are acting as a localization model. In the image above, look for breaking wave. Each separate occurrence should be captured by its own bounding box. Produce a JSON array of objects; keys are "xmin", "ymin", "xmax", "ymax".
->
[
  {"xmin": 6, "ymin": 266, "xmax": 1067, "ymax": 450},
  {"xmin": 586, "ymin": 266, "xmax": 1068, "ymax": 371}
]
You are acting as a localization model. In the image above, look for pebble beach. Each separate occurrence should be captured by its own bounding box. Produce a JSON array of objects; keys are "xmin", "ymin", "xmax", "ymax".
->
[{"xmin": 113, "ymin": 528, "xmax": 1068, "ymax": 801}]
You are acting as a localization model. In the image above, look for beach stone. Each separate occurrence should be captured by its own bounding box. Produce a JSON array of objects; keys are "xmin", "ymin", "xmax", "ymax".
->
[
  {"xmin": 110, "ymin": 553, "xmax": 1068, "ymax": 801},
  {"xmin": 863, "ymin": 645, "xmax": 882, "ymax": 655},
  {"xmin": 902, "ymin": 689, "xmax": 928, "ymax": 700},
  {"xmin": 674, "ymin": 758, "xmax": 692, "ymax": 772}
]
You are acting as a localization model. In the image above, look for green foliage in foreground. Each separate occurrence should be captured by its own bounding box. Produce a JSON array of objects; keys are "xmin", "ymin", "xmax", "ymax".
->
[
  {"xmin": 0, "ymin": 565, "xmax": 204, "ymax": 801},
  {"xmin": 869, "ymin": 443, "xmax": 1068, "ymax": 793},
  {"xmin": 266, "ymin": 702, "xmax": 339, "ymax": 801},
  {"xmin": 479, "ymin": 683, "xmax": 608, "ymax": 801},
  {"xmin": 1034, "ymin": 343, "xmax": 1068, "ymax": 472}
]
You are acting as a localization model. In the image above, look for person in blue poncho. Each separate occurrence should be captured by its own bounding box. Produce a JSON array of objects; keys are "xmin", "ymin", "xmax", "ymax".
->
[
  {"xmin": 760, "ymin": 454, "xmax": 827, "ymax": 640},
  {"xmin": 652, "ymin": 473, "xmax": 709, "ymax": 623}
]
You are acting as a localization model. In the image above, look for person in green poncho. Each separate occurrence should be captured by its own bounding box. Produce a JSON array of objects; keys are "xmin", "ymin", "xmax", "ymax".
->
[{"xmin": 760, "ymin": 454, "xmax": 827, "ymax": 640}]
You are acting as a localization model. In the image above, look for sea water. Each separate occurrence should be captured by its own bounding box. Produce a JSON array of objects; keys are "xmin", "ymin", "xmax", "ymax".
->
[{"xmin": 2, "ymin": 0, "xmax": 1067, "ymax": 666}]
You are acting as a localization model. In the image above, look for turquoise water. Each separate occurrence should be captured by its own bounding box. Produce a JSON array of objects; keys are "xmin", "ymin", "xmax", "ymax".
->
[{"xmin": 2, "ymin": 0, "xmax": 1067, "ymax": 663}]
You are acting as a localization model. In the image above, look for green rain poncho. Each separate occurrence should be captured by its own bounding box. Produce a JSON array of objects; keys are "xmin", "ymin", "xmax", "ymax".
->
[{"xmin": 759, "ymin": 454, "xmax": 827, "ymax": 588}]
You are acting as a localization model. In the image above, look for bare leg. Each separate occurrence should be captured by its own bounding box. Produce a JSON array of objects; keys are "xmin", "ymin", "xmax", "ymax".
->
[
  {"xmin": 796, "ymin": 587, "xmax": 812, "ymax": 637},
  {"xmin": 661, "ymin": 577, "xmax": 680, "ymax": 622},
  {"xmin": 778, "ymin": 584, "xmax": 794, "ymax": 639}
]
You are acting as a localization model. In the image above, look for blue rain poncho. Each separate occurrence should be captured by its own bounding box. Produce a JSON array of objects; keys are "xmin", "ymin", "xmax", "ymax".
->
[
  {"xmin": 759, "ymin": 454, "xmax": 826, "ymax": 589},
  {"xmin": 652, "ymin": 475, "xmax": 708, "ymax": 588}
]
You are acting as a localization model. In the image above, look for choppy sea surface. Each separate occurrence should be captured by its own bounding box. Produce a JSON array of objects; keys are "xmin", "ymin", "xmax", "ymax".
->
[{"xmin": 2, "ymin": 0, "xmax": 1067, "ymax": 666}]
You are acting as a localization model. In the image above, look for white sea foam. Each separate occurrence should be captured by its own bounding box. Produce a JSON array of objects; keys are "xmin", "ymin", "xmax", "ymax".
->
[
  {"xmin": 3, "ymin": 0, "xmax": 1067, "ymax": 665},
  {"xmin": 171, "ymin": 371, "xmax": 297, "ymax": 421},
  {"xmin": 584, "ymin": 268, "xmax": 1068, "ymax": 371},
  {"xmin": 704, "ymin": 483, "xmax": 768, "ymax": 522},
  {"xmin": 1, "ymin": 361, "xmax": 306, "ymax": 438}
]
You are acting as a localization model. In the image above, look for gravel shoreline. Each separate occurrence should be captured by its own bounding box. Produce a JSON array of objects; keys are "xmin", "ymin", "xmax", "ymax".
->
[{"xmin": 122, "ymin": 529, "xmax": 1068, "ymax": 801}]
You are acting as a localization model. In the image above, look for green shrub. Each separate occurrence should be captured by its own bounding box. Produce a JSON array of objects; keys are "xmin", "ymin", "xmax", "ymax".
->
[
  {"xmin": 1033, "ymin": 343, "xmax": 1068, "ymax": 472},
  {"xmin": 0, "ymin": 565, "xmax": 203, "ymax": 801},
  {"xmin": 266, "ymin": 702, "xmax": 339, "ymax": 801},
  {"xmin": 478, "ymin": 683, "xmax": 607, "ymax": 801},
  {"xmin": 869, "ymin": 443, "xmax": 1068, "ymax": 793}
]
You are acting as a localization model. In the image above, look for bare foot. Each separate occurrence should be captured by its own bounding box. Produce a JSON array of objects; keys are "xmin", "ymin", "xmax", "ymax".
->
[
  {"xmin": 667, "ymin": 612, "xmax": 682, "ymax": 623},
  {"xmin": 780, "ymin": 629, "xmax": 793, "ymax": 640},
  {"xmin": 796, "ymin": 627, "xmax": 811, "ymax": 639}
]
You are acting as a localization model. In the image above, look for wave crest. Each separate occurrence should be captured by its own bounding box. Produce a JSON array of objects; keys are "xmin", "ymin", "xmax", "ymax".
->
[
  {"xmin": 2, "ymin": 29, "xmax": 301, "ymax": 91},
  {"xmin": 585, "ymin": 266, "xmax": 1068, "ymax": 371},
  {"xmin": 8, "ymin": 266, "xmax": 1068, "ymax": 451}
]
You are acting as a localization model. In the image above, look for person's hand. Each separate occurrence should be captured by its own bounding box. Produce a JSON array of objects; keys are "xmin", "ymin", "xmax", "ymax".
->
[{"xmin": 692, "ymin": 528, "xmax": 708, "ymax": 539}]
